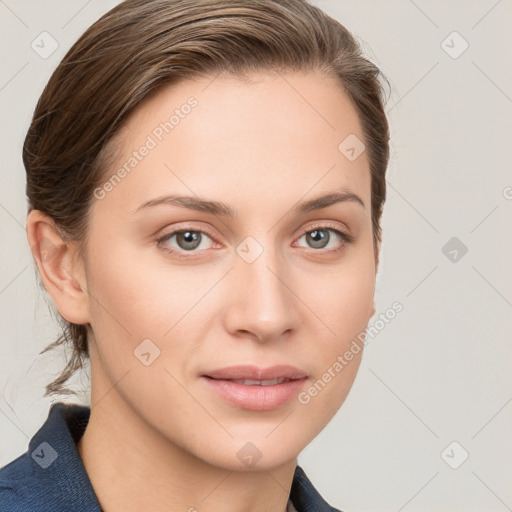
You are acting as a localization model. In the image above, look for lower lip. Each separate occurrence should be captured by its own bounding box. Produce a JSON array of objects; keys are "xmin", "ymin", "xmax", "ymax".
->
[{"xmin": 201, "ymin": 377, "xmax": 308, "ymax": 411}]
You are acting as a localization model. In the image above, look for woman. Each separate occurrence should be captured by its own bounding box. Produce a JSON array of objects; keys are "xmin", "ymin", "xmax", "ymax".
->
[{"xmin": 0, "ymin": 0, "xmax": 390, "ymax": 510}]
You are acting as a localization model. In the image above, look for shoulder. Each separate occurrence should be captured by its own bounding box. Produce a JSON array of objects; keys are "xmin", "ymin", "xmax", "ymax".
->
[
  {"xmin": 0, "ymin": 402, "xmax": 101, "ymax": 512},
  {"xmin": 0, "ymin": 452, "xmax": 50, "ymax": 512}
]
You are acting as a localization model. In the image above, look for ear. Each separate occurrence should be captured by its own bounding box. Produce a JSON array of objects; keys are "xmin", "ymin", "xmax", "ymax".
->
[{"xmin": 26, "ymin": 209, "xmax": 91, "ymax": 325}]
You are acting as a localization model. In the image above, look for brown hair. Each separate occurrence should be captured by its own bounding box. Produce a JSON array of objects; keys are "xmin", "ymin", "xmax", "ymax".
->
[{"xmin": 24, "ymin": 0, "xmax": 390, "ymax": 396}]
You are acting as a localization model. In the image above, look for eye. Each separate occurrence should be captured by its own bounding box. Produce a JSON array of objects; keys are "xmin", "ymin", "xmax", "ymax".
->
[
  {"xmin": 156, "ymin": 226, "xmax": 216, "ymax": 257},
  {"xmin": 295, "ymin": 223, "xmax": 355, "ymax": 252}
]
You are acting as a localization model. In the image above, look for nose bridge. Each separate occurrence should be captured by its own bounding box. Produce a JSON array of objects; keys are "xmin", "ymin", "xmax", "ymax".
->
[{"xmin": 226, "ymin": 235, "xmax": 298, "ymax": 341}]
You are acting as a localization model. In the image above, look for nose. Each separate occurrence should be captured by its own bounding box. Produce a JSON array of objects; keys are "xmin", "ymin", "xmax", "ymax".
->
[{"xmin": 223, "ymin": 241, "xmax": 300, "ymax": 344}]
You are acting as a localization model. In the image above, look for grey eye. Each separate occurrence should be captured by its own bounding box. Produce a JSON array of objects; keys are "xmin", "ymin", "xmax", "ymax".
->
[
  {"xmin": 175, "ymin": 231, "xmax": 202, "ymax": 250},
  {"xmin": 161, "ymin": 230, "xmax": 214, "ymax": 252},
  {"xmin": 306, "ymin": 229, "xmax": 330, "ymax": 249}
]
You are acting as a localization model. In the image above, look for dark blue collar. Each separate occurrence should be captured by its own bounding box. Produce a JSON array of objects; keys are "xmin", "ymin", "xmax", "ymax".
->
[{"xmin": 0, "ymin": 402, "xmax": 341, "ymax": 511}]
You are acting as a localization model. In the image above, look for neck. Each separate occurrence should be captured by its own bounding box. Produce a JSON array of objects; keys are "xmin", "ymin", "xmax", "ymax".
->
[{"xmin": 77, "ymin": 382, "xmax": 296, "ymax": 512}]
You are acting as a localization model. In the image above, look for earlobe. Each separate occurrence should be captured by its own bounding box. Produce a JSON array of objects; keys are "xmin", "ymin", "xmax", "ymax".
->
[{"xmin": 26, "ymin": 209, "xmax": 91, "ymax": 325}]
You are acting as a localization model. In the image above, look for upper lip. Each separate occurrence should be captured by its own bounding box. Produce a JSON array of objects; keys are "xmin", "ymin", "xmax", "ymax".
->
[{"xmin": 203, "ymin": 365, "xmax": 308, "ymax": 381}]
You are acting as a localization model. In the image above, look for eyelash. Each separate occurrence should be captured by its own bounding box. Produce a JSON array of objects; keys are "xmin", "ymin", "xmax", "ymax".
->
[{"xmin": 156, "ymin": 222, "xmax": 355, "ymax": 259}]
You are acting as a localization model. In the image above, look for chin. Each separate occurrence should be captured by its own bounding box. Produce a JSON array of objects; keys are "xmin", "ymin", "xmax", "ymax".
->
[{"xmin": 192, "ymin": 433, "xmax": 305, "ymax": 473}]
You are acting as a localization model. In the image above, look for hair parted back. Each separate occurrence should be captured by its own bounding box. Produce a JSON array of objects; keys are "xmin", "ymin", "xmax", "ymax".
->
[{"xmin": 24, "ymin": 0, "xmax": 390, "ymax": 396}]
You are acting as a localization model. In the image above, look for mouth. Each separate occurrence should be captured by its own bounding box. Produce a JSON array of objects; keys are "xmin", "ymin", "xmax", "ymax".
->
[
  {"xmin": 219, "ymin": 377, "xmax": 292, "ymax": 386},
  {"xmin": 203, "ymin": 364, "xmax": 308, "ymax": 381},
  {"xmin": 201, "ymin": 365, "xmax": 308, "ymax": 411}
]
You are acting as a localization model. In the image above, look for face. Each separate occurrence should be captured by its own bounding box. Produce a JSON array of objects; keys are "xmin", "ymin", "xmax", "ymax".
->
[{"xmin": 80, "ymin": 70, "xmax": 377, "ymax": 471}]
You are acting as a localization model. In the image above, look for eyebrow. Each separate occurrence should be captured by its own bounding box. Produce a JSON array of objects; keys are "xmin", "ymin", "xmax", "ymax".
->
[{"xmin": 131, "ymin": 189, "xmax": 365, "ymax": 217}]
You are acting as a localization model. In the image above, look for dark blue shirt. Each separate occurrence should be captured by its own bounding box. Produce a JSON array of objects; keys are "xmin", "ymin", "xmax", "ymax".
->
[{"xmin": 0, "ymin": 402, "xmax": 342, "ymax": 511}]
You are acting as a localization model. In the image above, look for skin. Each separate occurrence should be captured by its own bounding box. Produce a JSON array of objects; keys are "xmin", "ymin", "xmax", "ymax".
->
[{"xmin": 27, "ymin": 70, "xmax": 378, "ymax": 512}]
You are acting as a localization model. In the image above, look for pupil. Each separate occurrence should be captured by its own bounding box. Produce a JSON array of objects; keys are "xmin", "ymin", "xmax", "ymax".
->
[
  {"xmin": 308, "ymin": 229, "xmax": 329, "ymax": 249},
  {"xmin": 178, "ymin": 230, "xmax": 200, "ymax": 250}
]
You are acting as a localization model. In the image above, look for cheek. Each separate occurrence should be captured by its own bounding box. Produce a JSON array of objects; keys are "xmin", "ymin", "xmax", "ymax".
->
[
  {"xmin": 294, "ymin": 249, "xmax": 374, "ymax": 412},
  {"xmin": 295, "ymin": 264, "xmax": 372, "ymax": 427},
  {"xmin": 301, "ymin": 255, "xmax": 375, "ymax": 344},
  {"xmin": 85, "ymin": 241, "xmax": 217, "ymax": 366}
]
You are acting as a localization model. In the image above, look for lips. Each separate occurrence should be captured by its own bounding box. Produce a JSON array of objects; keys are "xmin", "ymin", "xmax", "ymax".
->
[
  {"xmin": 203, "ymin": 364, "xmax": 308, "ymax": 381},
  {"xmin": 229, "ymin": 377, "xmax": 289, "ymax": 386},
  {"xmin": 201, "ymin": 365, "xmax": 308, "ymax": 411}
]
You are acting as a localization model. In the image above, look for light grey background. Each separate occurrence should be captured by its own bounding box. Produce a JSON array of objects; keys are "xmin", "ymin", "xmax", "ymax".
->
[{"xmin": 1, "ymin": 1, "xmax": 511, "ymax": 511}]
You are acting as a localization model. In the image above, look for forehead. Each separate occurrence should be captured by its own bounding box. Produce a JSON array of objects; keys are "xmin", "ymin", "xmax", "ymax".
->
[{"xmin": 93, "ymin": 70, "xmax": 371, "ymax": 220}]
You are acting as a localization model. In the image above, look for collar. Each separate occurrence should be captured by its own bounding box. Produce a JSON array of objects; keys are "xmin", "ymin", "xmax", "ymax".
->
[{"xmin": 0, "ymin": 402, "xmax": 341, "ymax": 511}]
